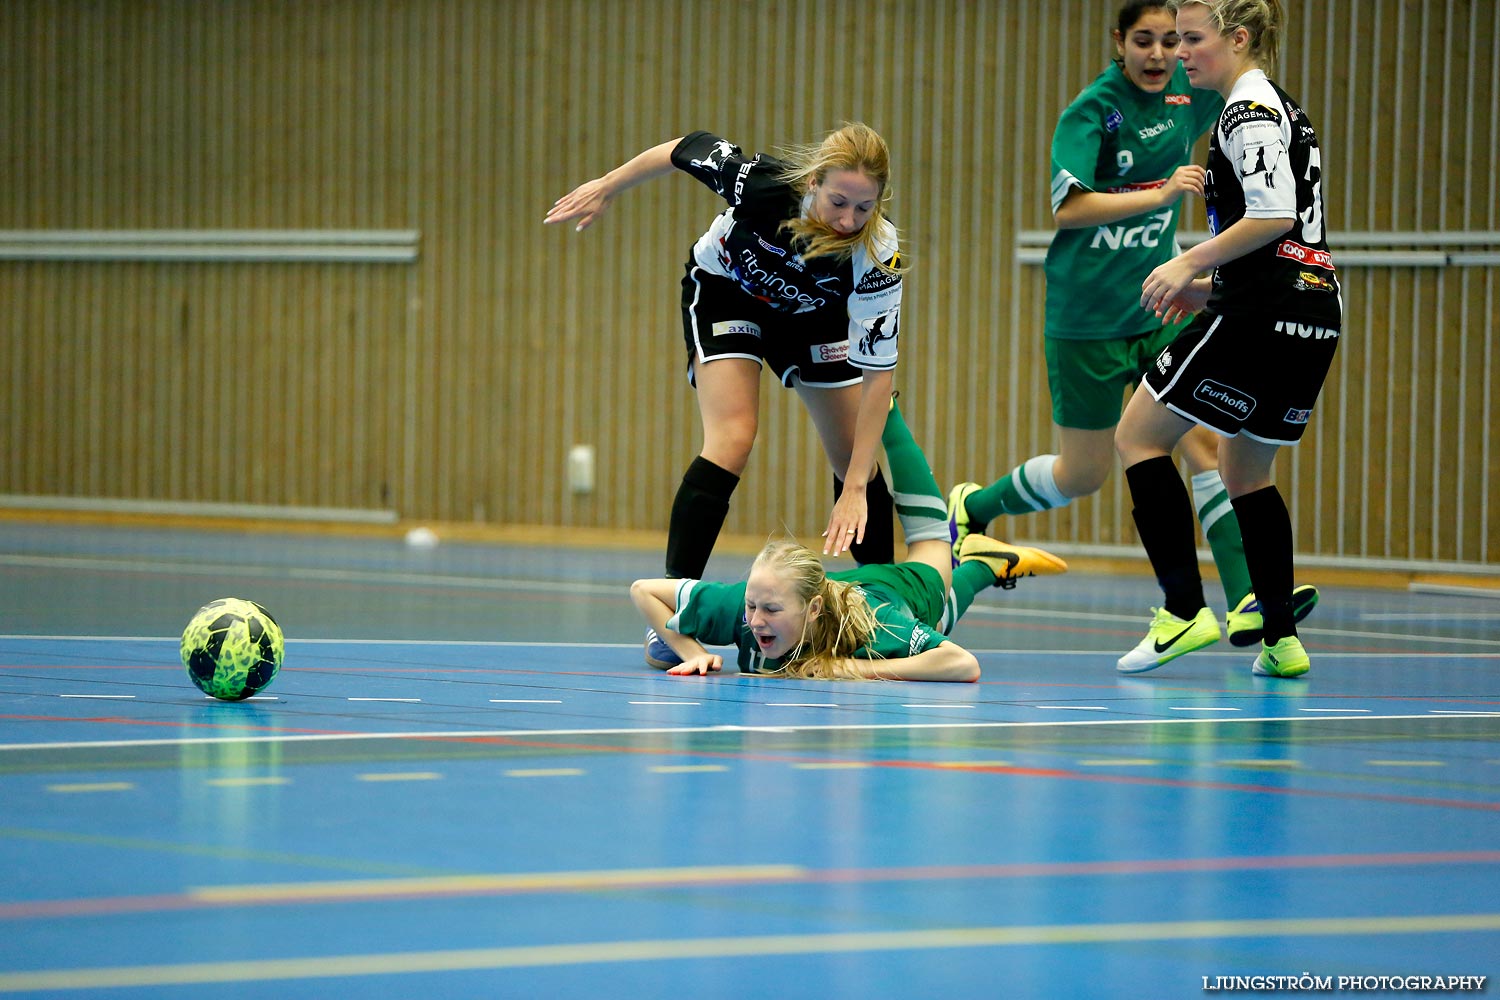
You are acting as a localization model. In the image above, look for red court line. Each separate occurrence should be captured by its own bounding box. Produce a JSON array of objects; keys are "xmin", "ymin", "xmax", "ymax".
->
[
  {"xmin": 3, "ymin": 850, "xmax": 1497, "ymax": 921},
  {"xmin": 0, "ymin": 714, "xmax": 357, "ymax": 737},
  {"xmin": 415, "ymin": 733, "xmax": 1500, "ymax": 814}
]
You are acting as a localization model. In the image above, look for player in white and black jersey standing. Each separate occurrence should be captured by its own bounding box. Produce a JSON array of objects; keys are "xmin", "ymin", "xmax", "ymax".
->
[
  {"xmin": 1114, "ymin": 0, "xmax": 1341, "ymax": 678},
  {"xmin": 546, "ymin": 125, "xmax": 905, "ymax": 666}
]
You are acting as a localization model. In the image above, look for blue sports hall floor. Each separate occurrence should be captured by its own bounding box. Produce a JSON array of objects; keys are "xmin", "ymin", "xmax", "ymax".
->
[{"xmin": 0, "ymin": 518, "xmax": 1496, "ymax": 999}]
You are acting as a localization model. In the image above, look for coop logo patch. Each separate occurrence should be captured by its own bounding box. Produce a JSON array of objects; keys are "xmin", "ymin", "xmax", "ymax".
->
[
  {"xmin": 812, "ymin": 340, "xmax": 849, "ymax": 364},
  {"xmin": 713, "ymin": 320, "xmax": 762, "ymax": 339},
  {"xmin": 1194, "ymin": 379, "xmax": 1256, "ymax": 418},
  {"xmin": 1164, "ymin": 94, "xmax": 1192, "ymax": 105}
]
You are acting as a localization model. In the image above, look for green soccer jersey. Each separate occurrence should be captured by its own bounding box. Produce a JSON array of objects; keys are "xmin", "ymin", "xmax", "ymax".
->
[
  {"xmin": 665, "ymin": 564, "xmax": 947, "ymax": 675},
  {"xmin": 1044, "ymin": 63, "xmax": 1223, "ymax": 340}
]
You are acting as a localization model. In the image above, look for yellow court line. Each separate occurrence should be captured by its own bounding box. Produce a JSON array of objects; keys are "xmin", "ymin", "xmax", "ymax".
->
[
  {"xmin": 2, "ymin": 914, "xmax": 1497, "ymax": 992},
  {"xmin": 45, "ymin": 783, "xmax": 134, "ymax": 794},
  {"xmin": 1075, "ymin": 759, "xmax": 1160, "ymax": 767},
  {"xmin": 189, "ymin": 864, "xmax": 807, "ymax": 903},
  {"xmin": 1366, "ymin": 760, "xmax": 1446, "ymax": 767},
  {"xmin": 1218, "ymin": 760, "xmax": 1303, "ymax": 769},
  {"xmin": 355, "ymin": 772, "xmax": 443, "ymax": 782}
]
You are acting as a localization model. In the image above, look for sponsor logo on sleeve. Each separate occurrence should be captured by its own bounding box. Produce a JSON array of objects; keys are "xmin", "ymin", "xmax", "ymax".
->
[
  {"xmin": 856, "ymin": 310, "xmax": 899, "ymax": 358},
  {"xmin": 1240, "ymin": 142, "xmax": 1283, "ymax": 183},
  {"xmin": 755, "ymin": 236, "xmax": 787, "ymax": 257},
  {"xmin": 1221, "ymin": 100, "xmax": 1282, "ymax": 135},
  {"xmin": 1193, "ymin": 379, "xmax": 1257, "ymax": 418},
  {"xmin": 854, "ymin": 265, "xmax": 901, "ymax": 294},
  {"xmin": 712, "ymin": 320, "xmax": 762, "ymax": 339},
  {"xmin": 1104, "ymin": 108, "xmax": 1124, "ymax": 132},
  {"xmin": 1164, "ymin": 93, "xmax": 1192, "ymax": 105}
]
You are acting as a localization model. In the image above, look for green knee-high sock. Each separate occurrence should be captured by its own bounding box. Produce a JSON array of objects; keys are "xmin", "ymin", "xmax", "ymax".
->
[
  {"xmin": 882, "ymin": 400, "xmax": 950, "ymax": 544},
  {"xmin": 1191, "ymin": 470, "xmax": 1252, "ymax": 608},
  {"xmin": 967, "ymin": 454, "xmax": 1072, "ymax": 523},
  {"xmin": 950, "ymin": 561, "xmax": 995, "ymax": 621}
]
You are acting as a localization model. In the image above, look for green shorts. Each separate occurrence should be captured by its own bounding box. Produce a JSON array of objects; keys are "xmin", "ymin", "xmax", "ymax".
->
[
  {"xmin": 831, "ymin": 561, "xmax": 950, "ymax": 633},
  {"xmin": 1044, "ymin": 322, "xmax": 1185, "ymax": 430}
]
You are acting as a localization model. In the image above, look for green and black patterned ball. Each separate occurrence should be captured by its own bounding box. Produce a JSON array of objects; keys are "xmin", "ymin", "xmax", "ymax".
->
[{"xmin": 180, "ymin": 598, "xmax": 284, "ymax": 701}]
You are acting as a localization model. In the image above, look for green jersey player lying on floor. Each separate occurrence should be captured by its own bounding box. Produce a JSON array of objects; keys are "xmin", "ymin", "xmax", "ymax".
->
[{"xmin": 630, "ymin": 397, "xmax": 1068, "ymax": 682}]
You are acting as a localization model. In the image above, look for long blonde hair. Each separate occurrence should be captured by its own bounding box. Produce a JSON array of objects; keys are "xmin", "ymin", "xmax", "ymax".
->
[
  {"xmin": 774, "ymin": 122, "xmax": 906, "ymax": 274},
  {"xmin": 751, "ymin": 540, "xmax": 882, "ymax": 680},
  {"xmin": 1170, "ymin": 0, "xmax": 1283, "ymax": 76}
]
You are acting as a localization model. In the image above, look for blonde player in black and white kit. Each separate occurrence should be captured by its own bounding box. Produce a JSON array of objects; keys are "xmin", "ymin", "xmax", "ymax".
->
[
  {"xmin": 547, "ymin": 125, "xmax": 906, "ymax": 668},
  {"xmin": 1114, "ymin": 0, "xmax": 1340, "ymax": 678}
]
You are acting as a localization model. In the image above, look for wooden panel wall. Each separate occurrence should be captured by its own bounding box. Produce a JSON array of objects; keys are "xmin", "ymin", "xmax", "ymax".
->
[{"xmin": 1, "ymin": 0, "xmax": 1495, "ymax": 566}]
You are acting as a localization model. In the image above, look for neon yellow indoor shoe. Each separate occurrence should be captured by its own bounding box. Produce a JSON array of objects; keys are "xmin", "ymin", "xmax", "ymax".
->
[
  {"xmin": 1253, "ymin": 635, "xmax": 1311, "ymax": 678},
  {"xmin": 946, "ymin": 481, "xmax": 984, "ymax": 567},
  {"xmin": 1116, "ymin": 606, "xmax": 1221, "ymax": 674},
  {"xmin": 1227, "ymin": 585, "xmax": 1321, "ymax": 646}
]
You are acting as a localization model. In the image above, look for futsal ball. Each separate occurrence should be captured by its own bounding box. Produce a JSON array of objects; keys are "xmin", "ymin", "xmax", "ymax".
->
[{"xmin": 180, "ymin": 598, "xmax": 284, "ymax": 701}]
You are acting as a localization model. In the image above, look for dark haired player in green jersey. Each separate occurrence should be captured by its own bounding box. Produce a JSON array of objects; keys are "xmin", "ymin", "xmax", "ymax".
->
[{"xmin": 947, "ymin": 1, "xmax": 1315, "ymax": 653}]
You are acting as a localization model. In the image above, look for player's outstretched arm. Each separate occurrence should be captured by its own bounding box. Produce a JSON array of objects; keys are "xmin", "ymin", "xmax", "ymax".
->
[
  {"xmin": 851, "ymin": 641, "xmax": 980, "ymax": 683},
  {"xmin": 628, "ymin": 578, "xmax": 719, "ymax": 673},
  {"xmin": 1053, "ymin": 165, "xmax": 1206, "ymax": 230},
  {"xmin": 544, "ymin": 139, "xmax": 683, "ymax": 232}
]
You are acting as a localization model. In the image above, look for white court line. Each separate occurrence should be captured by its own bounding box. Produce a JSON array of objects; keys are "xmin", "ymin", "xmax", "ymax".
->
[
  {"xmin": 6, "ymin": 635, "xmax": 1498, "ymax": 655},
  {"xmin": 0, "ymin": 553, "xmax": 622, "ymax": 598},
  {"xmin": 1429, "ymin": 710, "xmax": 1500, "ymax": 716},
  {"xmin": 2, "ymin": 714, "xmax": 1495, "ymax": 753},
  {"xmin": 1361, "ymin": 612, "xmax": 1500, "ymax": 621}
]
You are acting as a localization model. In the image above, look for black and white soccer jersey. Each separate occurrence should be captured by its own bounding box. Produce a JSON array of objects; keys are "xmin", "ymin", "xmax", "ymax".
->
[
  {"xmin": 1204, "ymin": 70, "xmax": 1340, "ymax": 325},
  {"xmin": 669, "ymin": 131, "xmax": 903, "ymax": 372}
]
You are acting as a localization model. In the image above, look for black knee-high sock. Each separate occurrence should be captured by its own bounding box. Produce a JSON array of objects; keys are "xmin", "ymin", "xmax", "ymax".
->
[
  {"xmin": 1124, "ymin": 456, "xmax": 1206, "ymax": 620},
  {"xmin": 835, "ymin": 467, "xmax": 894, "ymax": 566},
  {"xmin": 1231, "ymin": 485, "xmax": 1296, "ymax": 643},
  {"xmin": 665, "ymin": 457, "xmax": 739, "ymax": 579}
]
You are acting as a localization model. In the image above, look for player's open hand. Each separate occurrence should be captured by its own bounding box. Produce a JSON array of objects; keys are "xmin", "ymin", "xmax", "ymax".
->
[
  {"xmin": 822, "ymin": 489, "xmax": 868, "ymax": 556},
  {"xmin": 544, "ymin": 177, "xmax": 615, "ymax": 232},
  {"xmin": 667, "ymin": 653, "xmax": 723, "ymax": 676}
]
